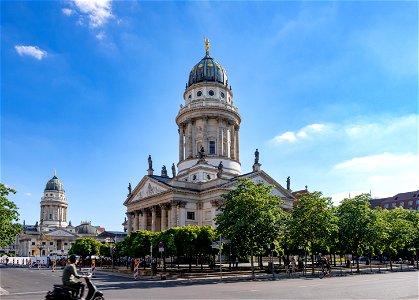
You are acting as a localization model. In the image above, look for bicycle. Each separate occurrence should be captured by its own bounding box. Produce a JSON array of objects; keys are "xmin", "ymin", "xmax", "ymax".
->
[{"xmin": 319, "ymin": 263, "xmax": 331, "ymax": 279}]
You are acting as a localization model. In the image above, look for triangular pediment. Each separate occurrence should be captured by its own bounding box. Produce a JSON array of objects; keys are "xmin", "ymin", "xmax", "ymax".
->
[
  {"xmin": 44, "ymin": 229, "xmax": 78, "ymax": 238},
  {"xmin": 227, "ymin": 171, "xmax": 295, "ymax": 200},
  {"xmin": 124, "ymin": 176, "xmax": 171, "ymax": 205}
]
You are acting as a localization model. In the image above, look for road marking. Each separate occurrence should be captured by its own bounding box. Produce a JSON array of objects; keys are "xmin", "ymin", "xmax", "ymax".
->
[
  {"xmin": 0, "ymin": 287, "xmax": 10, "ymax": 295},
  {"xmin": 9, "ymin": 291, "xmax": 48, "ymax": 295}
]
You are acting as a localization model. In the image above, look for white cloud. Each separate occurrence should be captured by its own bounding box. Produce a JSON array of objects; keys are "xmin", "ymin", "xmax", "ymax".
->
[
  {"xmin": 62, "ymin": 8, "xmax": 74, "ymax": 16},
  {"xmin": 334, "ymin": 152, "xmax": 415, "ymax": 172},
  {"xmin": 273, "ymin": 131, "xmax": 297, "ymax": 143},
  {"xmin": 330, "ymin": 152, "xmax": 418, "ymax": 204},
  {"xmin": 15, "ymin": 45, "xmax": 47, "ymax": 60},
  {"xmin": 24, "ymin": 193, "xmax": 32, "ymax": 197},
  {"xmin": 69, "ymin": 0, "xmax": 113, "ymax": 28},
  {"xmin": 271, "ymin": 114, "xmax": 418, "ymax": 147},
  {"xmin": 96, "ymin": 31, "xmax": 106, "ymax": 40},
  {"xmin": 272, "ymin": 123, "xmax": 328, "ymax": 144}
]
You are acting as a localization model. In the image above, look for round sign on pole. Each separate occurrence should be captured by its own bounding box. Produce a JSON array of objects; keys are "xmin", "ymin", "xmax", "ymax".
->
[{"xmin": 158, "ymin": 241, "xmax": 164, "ymax": 252}]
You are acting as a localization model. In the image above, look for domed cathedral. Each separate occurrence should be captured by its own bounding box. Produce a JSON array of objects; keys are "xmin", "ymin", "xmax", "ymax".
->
[
  {"xmin": 124, "ymin": 39, "xmax": 295, "ymax": 234},
  {"xmin": 40, "ymin": 170, "xmax": 68, "ymax": 228},
  {"xmin": 16, "ymin": 171, "xmax": 78, "ymax": 256}
]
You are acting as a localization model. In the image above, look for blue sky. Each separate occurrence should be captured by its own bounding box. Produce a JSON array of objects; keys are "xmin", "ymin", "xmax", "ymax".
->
[{"xmin": 1, "ymin": 1, "xmax": 418, "ymax": 231}]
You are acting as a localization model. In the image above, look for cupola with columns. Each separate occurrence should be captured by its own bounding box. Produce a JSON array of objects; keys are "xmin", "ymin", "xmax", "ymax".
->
[
  {"xmin": 40, "ymin": 170, "xmax": 68, "ymax": 228},
  {"xmin": 175, "ymin": 38, "xmax": 241, "ymax": 182}
]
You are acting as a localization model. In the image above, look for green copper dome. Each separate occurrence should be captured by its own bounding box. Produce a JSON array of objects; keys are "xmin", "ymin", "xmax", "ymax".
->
[
  {"xmin": 45, "ymin": 172, "xmax": 64, "ymax": 192},
  {"xmin": 187, "ymin": 39, "xmax": 228, "ymax": 88}
]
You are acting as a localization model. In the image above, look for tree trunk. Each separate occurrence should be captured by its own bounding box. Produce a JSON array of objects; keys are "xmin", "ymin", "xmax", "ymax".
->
[
  {"xmin": 311, "ymin": 253, "xmax": 315, "ymax": 276},
  {"xmin": 250, "ymin": 238, "xmax": 255, "ymax": 279}
]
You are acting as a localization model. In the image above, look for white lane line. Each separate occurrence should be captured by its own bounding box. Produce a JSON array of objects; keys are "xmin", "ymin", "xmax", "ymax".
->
[
  {"xmin": 9, "ymin": 291, "xmax": 48, "ymax": 295},
  {"xmin": 0, "ymin": 287, "xmax": 10, "ymax": 295}
]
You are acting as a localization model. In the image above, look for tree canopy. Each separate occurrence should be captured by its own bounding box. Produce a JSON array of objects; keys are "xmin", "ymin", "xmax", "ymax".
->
[
  {"xmin": 0, "ymin": 183, "xmax": 21, "ymax": 248},
  {"xmin": 215, "ymin": 178, "xmax": 288, "ymax": 277}
]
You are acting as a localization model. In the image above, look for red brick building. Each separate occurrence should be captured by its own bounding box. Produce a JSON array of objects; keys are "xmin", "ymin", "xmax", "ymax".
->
[{"xmin": 370, "ymin": 190, "xmax": 419, "ymax": 210}]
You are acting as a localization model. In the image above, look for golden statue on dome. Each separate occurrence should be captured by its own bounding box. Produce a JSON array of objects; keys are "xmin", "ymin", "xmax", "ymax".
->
[{"xmin": 204, "ymin": 37, "xmax": 210, "ymax": 54}]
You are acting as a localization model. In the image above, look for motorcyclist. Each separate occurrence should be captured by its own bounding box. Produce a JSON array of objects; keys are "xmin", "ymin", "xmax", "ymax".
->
[{"xmin": 62, "ymin": 254, "xmax": 88, "ymax": 299}]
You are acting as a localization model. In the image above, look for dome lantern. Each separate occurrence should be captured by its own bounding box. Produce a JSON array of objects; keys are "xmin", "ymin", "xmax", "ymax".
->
[{"xmin": 187, "ymin": 38, "xmax": 228, "ymax": 88}]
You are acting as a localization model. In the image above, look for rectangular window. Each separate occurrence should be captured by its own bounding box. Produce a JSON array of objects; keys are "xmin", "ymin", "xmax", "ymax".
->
[
  {"xmin": 209, "ymin": 141, "xmax": 216, "ymax": 154},
  {"xmin": 408, "ymin": 200, "xmax": 413, "ymax": 206},
  {"xmin": 399, "ymin": 201, "xmax": 404, "ymax": 207},
  {"xmin": 42, "ymin": 241, "xmax": 46, "ymax": 245},
  {"xmin": 391, "ymin": 202, "xmax": 396, "ymax": 208},
  {"xmin": 64, "ymin": 242, "xmax": 68, "ymax": 246},
  {"xmin": 416, "ymin": 200, "xmax": 419, "ymax": 205},
  {"xmin": 31, "ymin": 241, "xmax": 35, "ymax": 245},
  {"xmin": 383, "ymin": 203, "xmax": 389, "ymax": 208},
  {"xmin": 187, "ymin": 211, "xmax": 195, "ymax": 220},
  {"xmin": 50, "ymin": 242, "xmax": 54, "ymax": 245}
]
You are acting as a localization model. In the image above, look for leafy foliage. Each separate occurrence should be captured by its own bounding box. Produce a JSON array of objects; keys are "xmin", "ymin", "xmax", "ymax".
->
[
  {"xmin": 287, "ymin": 191, "xmax": 337, "ymax": 274},
  {"xmin": 0, "ymin": 184, "xmax": 21, "ymax": 248},
  {"xmin": 215, "ymin": 178, "xmax": 288, "ymax": 277},
  {"xmin": 68, "ymin": 238, "xmax": 102, "ymax": 257}
]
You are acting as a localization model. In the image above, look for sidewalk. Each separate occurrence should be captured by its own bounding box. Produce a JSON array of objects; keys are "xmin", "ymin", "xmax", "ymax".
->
[{"xmin": 94, "ymin": 263, "xmax": 419, "ymax": 283}]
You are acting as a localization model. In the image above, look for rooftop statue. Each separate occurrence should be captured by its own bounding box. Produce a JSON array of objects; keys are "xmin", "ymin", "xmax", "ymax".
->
[
  {"xmin": 148, "ymin": 155, "xmax": 153, "ymax": 169},
  {"xmin": 171, "ymin": 163, "xmax": 176, "ymax": 178},
  {"xmin": 254, "ymin": 148, "xmax": 259, "ymax": 164}
]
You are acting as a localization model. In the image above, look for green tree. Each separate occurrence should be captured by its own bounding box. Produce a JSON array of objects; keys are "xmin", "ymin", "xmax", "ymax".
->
[
  {"xmin": 215, "ymin": 178, "xmax": 288, "ymax": 278},
  {"xmin": 194, "ymin": 226, "xmax": 216, "ymax": 269},
  {"xmin": 0, "ymin": 184, "xmax": 21, "ymax": 248},
  {"xmin": 68, "ymin": 238, "xmax": 102, "ymax": 257},
  {"xmin": 129, "ymin": 230, "xmax": 156, "ymax": 259},
  {"xmin": 380, "ymin": 207, "xmax": 415, "ymax": 270},
  {"xmin": 173, "ymin": 226, "xmax": 198, "ymax": 271},
  {"xmin": 336, "ymin": 193, "xmax": 375, "ymax": 272},
  {"xmin": 287, "ymin": 191, "xmax": 337, "ymax": 275},
  {"xmin": 100, "ymin": 243, "xmax": 111, "ymax": 257}
]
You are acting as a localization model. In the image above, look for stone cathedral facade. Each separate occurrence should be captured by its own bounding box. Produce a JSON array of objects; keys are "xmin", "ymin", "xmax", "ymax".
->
[{"xmin": 124, "ymin": 41, "xmax": 295, "ymax": 234}]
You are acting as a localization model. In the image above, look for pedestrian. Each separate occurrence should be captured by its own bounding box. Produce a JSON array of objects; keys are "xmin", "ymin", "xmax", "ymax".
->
[{"xmin": 291, "ymin": 257, "xmax": 296, "ymax": 275}]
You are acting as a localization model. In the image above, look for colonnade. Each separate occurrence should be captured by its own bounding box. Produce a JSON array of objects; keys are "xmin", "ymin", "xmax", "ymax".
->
[
  {"xmin": 126, "ymin": 200, "xmax": 187, "ymax": 234},
  {"xmin": 40, "ymin": 205, "xmax": 67, "ymax": 222},
  {"xmin": 178, "ymin": 117, "xmax": 239, "ymax": 161}
]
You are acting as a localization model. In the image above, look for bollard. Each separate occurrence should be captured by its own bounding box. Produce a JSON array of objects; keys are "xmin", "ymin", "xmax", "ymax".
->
[
  {"xmin": 133, "ymin": 259, "xmax": 139, "ymax": 280},
  {"xmin": 91, "ymin": 259, "xmax": 96, "ymax": 277},
  {"xmin": 52, "ymin": 259, "xmax": 56, "ymax": 272},
  {"xmin": 29, "ymin": 258, "xmax": 32, "ymax": 269}
]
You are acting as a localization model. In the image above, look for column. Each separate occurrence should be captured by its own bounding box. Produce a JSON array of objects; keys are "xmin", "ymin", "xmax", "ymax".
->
[
  {"xmin": 178, "ymin": 126, "xmax": 184, "ymax": 161},
  {"xmin": 151, "ymin": 206, "xmax": 156, "ymax": 232},
  {"xmin": 217, "ymin": 118, "xmax": 222, "ymax": 155},
  {"xmin": 203, "ymin": 117, "xmax": 208, "ymax": 152},
  {"xmin": 160, "ymin": 204, "xmax": 167, "ymax": 231},
  {"xmin": 178, "ymin": 201, "xmax": 187, "ymax": 227},
  {"xmin": 126, "ymin": 213, "xmax": 132, "ymax": 235},
  {"xmin": 235, "ymin": 125, "xmax": 240, "ymax": 161},
  {"xmin": 141, "ymin": 209, "xmax": 147, "ymax": 230},
  {"xmin": 171, "ymin": 201, "xmax": 177, "ymax": 227},
  {"xmin": 230, "ymin": 123, "xmax": 235, "ymax": 159},
  {"xmin": 187, "ymin": 120, "xmax": 193, "ymax": 158},
  {"xmin": 210, "ymin": 200, "xmax": 219, "ymax": 227},
  {"xmin": 134, "ymin": 211, "xmax": 139, "ymax": 231}
]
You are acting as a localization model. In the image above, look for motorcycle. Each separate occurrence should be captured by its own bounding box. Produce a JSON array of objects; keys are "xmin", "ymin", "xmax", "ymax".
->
[{"xmin": 45, "ymin": 275, "xmax": 104, "ymax": 300}]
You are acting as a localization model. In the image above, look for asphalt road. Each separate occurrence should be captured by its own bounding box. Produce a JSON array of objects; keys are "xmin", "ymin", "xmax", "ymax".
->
[{"xmin": 1, "ymin": 266, "xmax": 418, "ymax": 299}]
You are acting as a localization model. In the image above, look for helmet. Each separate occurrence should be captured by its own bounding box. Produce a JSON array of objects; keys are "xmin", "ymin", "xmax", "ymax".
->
[{"xmin": 69, "ymin": 254, "xmax": 77, "ymax": 263}]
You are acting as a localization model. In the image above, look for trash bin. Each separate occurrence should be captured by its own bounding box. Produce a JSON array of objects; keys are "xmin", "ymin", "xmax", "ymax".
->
[{"xmin": 151, "ymin": 262, "xmax": 157, "ymax": 275}]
